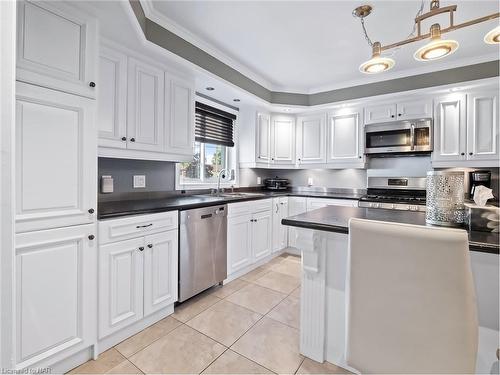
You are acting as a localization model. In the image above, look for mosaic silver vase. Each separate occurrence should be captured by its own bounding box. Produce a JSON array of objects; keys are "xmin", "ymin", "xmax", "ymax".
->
[{"xmin": 426, "ymin": 171, "xmax": 465, "ymax": 227}]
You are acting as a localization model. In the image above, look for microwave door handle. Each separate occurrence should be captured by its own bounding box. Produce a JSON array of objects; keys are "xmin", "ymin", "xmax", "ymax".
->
[{"xmin": 410, "ymin": 123, "xmax": 415, "ymax": 151}]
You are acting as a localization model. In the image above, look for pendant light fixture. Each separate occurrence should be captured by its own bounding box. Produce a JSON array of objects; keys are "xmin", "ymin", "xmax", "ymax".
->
[
  {"xmin": 484, "ymin": 25, "xmax": 500, "ymax": 44},
  {"xmin": 353, "ymin": 0, "xmax": 499, "ymax": 74},
  {"xmin": 414, "ymin": 24, "xmax": 459, "ymax": 61},
  {"xmin": 359, "ymin": 42, "xmax": 395, "ymax": 73}
]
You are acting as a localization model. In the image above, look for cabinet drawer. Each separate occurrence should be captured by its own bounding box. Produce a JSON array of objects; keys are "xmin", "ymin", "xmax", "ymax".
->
[
  {"xmin": 252, "ymin": 198, "xmax": 273, "ymax": 213},
  {"xmin": 228, "ymin": 198, "xmax": 273, "ymax": 217},
  {"xmin": 99, "ymin": 211, "xmax": 178, "ymax": 244}
]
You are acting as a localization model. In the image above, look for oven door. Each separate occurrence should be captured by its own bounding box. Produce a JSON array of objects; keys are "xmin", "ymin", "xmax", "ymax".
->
[{"xmin": 365, "ymin": 122, "xmax": 413, "ymax": 154}]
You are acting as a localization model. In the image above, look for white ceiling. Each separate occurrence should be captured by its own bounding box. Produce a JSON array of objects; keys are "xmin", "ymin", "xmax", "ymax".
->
[{"xmin": 148, "ymin": 0, "xmax": 499, "ymax": 93}]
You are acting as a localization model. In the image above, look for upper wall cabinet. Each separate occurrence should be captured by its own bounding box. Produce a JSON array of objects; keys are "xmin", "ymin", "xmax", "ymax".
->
[
  {"xmin": 165, "ymin": 74, "xmax": 195, "ymax": 157},
  {"xmin": 15, "ymin": 82, "xmax": 96, "ymax": 233},
  {"xmin": 432, "ymin": 94, "xmax": 467, "ymax": 163},
  {"xmin": 364, "ymin": 99, "xmax": 432, "ymax": 124},
  {"xmin": 466, "ymin": 89, "xmax": 499, "ymax": 162},
  {"xmin": 270, "ymin": 115, "xmax": 296, "ymax": 165},
  {"xmin": 296, "ymin": 114, "xmax": 327, "ymax": 165},
  {"xmin": 127, "ymin": 58, "xmax": 165, "ymax": 153},
  {"xmin": 327, "ymin": 108, "xmax": 364, "ymax": 165},
  {"xmin": 97, "ymin": 45, "xmax": 195, "ymax": 162},
  {"xmin": 256, "ymin": 112, "xmax": 271, "ymax": 163},
  {"xmin": 97, "ymin": 46, "xmax": 128, "ymax": 149},
  {"xmin": 16, "ymin": 0, "xmax": 97, "ymax": 99}
]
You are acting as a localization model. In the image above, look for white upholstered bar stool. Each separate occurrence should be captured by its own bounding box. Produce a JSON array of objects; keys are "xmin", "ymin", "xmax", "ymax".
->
[{"xmin": 345, "ymin": 218, "xmax": 478, "ymax": 374}]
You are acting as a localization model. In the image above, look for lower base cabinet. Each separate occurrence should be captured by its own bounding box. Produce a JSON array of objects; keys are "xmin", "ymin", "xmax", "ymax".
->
[
  {"xmin": 15, "ymin": 224, "xmax": 97, "ymax": 368},
  {"xmin": 227, "ymin": 200, "xmax": 272, "ymax": 276},
  {"xmin": 98, "ymin": 213, "xmax": 178, "ymax": 338}
]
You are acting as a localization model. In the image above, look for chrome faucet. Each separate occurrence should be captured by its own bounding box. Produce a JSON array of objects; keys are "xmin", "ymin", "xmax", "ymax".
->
[{"xmin": 217, "ymin": 169, "xmax": 228, "ymax": 196}]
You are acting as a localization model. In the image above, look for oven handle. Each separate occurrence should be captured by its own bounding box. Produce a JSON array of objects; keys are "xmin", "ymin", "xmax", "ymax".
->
[{"xmin": 410, "ymin": 123, "xmax": 415, "ymax": 151}]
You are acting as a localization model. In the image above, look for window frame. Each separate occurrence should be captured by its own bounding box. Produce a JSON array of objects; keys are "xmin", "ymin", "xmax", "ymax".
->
[{"xmin": 175, "ymin": 96, "xmax": 239, "ymax": 190}]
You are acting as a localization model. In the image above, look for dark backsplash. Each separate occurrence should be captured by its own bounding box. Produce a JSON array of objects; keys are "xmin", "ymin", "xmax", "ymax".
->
[{"xmin": 98, "ymin": 158, "xmax": 176, "ymax": 199}]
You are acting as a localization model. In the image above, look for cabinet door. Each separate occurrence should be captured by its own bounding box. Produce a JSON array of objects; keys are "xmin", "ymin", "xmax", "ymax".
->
[
  {"xmin": 252, "ymin": 210, "xmax": 272, "ymax": 262},
  {"xmin": 271, "ymin": 116, "xmax": 295, "ymax": 164},
  {"xmin": 16, "ymin": 0, "xmax": 97, "ymax": 98},
  {"xmin": 467, "ymin": 90, "xmax": 499, "ymax": 161},
  {"xmin": 396, "ymin": 99, "xmax": 432, "ymax": 120},
  {"xmin": 165, "ymin": 73, "xmax": 194, "ymax": 156},
  {"xmin": 327, "ymin": 111, "xmax": 362, "ymax": 163},
  {"xmin": 432, "ymin": 94, "xmax": 467, "ymax": 162},
  {"xmin": 15, "ymin": 82, "xmax": 96, "ymax": 233},
  {"xmin": 296, "ymin": 114, "xmax": 326, "ymax": 164},
  {"xmin": 99, "ymin": 237, "xmax": 144, "ymax": 338},
  {"xmin": 256, "ymin": 112, "xmax": 271, "ymax": 163},
  {"xmin": 227, "ymin": 214, "xmax": 252, "ymax": 275},
  {"xmin": 127, "ymin": 58, "xmax": 165, "ymax": 152},
  {"xmin": 288, "ymin": 197, "xmax": 307, "ymax": 249},
  {"xmin": 278, "ymin": 198, "xmax": 289, "ymax": 250},
  {"xmin": 97, "ymin": 46, "xmax": 127, "ymax": 149},
  {"xmin": 364, "ymin": 103, "xmax": 396, "ymax": 124},
  {"xmin": 15, "ymin": 224, "xmax": 96, "ymax": 367},
  {"xmin": 144, "ymin": 231, "xmax": 178, "ymax": 316}
]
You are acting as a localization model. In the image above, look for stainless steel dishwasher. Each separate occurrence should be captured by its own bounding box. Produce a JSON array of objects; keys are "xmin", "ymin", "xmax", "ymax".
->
[{"xmin": 178, "ymin": 204, "xmax": 227, "ymax": 302}]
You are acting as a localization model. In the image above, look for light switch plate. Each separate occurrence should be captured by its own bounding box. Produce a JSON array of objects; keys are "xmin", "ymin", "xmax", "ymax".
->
[
  {"xmin": 133, "ymin": 175, "xmax": 146, "ymax": 188},
  {"xmin": 257, "ymin": 177, "xmax": 262, "ymax": 185},
  {"xmin": 308, "ymin": 177, "xmax": 314, "ymax": 186}
]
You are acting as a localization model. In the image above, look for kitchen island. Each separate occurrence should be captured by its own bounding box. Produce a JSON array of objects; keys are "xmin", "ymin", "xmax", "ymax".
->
[{"xmin": 282, "ymin": 205, "xmax": 499, "ymax": 374}]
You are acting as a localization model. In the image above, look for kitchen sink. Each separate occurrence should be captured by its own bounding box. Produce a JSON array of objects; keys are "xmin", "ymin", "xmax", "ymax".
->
[{"xmin": 199, "ymin": 192, "xmax": 267, "ymax": 199}]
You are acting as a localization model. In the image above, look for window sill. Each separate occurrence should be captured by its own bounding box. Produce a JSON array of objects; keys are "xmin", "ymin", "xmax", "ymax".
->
[{"xmin": 176, "ymin": 183, "xmax": 239, "ymax": 191}]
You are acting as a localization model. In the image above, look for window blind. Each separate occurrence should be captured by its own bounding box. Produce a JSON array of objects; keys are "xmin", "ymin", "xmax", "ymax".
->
[{"xmin": 195, "ymin": 102, "xmax": 236, "ymax": 147}]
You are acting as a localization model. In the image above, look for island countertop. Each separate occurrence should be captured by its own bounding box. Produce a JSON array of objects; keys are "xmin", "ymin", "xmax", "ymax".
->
[{"xmin": 282, "ymin": 205, "xmax": 499, "ymax": 254}]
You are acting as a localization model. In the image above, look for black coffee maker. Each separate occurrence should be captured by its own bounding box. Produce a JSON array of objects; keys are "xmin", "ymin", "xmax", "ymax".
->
[{"xmin": 469, "ymin": 170, "xmax": 491, "ymax": 197}]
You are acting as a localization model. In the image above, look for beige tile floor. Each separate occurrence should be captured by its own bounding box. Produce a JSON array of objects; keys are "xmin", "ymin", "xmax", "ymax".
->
[{"xmin": 69, "ymin": 253, "xmax": 352, "ymax": 375}]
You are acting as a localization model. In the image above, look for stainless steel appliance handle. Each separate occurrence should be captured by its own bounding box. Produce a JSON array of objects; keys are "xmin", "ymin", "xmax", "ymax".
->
[{"xmin": 410, "ymin": 123, "xmax": 415, "ymax": 151}]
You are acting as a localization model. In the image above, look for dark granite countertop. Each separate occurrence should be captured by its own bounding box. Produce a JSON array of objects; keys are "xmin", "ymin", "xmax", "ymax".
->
[
  {"xmin": 97, "ymin": 190, "xmax": 364, "ymax": 220},
  {"xmin": 282, "ymin": 206, "xmax": 499, "ymax": 255}
]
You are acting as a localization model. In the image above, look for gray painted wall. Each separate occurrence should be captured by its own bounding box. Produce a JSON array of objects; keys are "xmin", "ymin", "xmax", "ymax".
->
[{"xmin": 98, "ymin": 157, "xmax": 176, "ymax": 198}]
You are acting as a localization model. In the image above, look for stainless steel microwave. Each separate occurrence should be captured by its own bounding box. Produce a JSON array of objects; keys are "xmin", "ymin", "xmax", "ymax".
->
[{"xmin": 364, "ymin": 118, "xmax": 433, "ymax": 155}]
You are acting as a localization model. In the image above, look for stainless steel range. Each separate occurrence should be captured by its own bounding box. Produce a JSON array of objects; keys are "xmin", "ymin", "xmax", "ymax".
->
[{"xmin": 359, "ymin": 176, "xmax": 426, "ymax": 212}]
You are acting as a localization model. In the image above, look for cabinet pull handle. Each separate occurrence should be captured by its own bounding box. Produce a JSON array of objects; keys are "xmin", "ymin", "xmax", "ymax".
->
[
  {"xmin": 398, "ymin": 113, "xmax": 402, "ymax": 117},
  {"xmin": 88, "ymin": 234, "xmax": 95, "ymax": 240},
  {"xmin": 121, "ymin": 136, "xmax": 127, "ymax": 141},
  {"xmin": 461, "ymin": 152, "xmax": 465, "ymax": 156},
  {"xmin": 469, "ymin": 152, "xmax": 473, "ymax": 155},
  {"xmin": 136, "ymin": 223, "xmax": 153, "ymax": 229},
  {"xmin": 130, "ymin": 137, "xmax": 136, "ymax": 142},
  {"xmin": 139, "ymin": 247, "xmax": 144, "ymax": 251},
  {"xmin": 276, "ymin": 204, "xmax": 279, "ymax": 214},
  {"xmin": 147, "ymin": 244, "xmax": 153, "ymax": 248},
  {"xmin": 358, "ymin": 156, "xmax": 362, "ymax": 159},
  {"xmin": 89, "ymin": 81, "xmax": 96, "ymax": 88},
  {"xmin": 88, "ymin": 208, "xmax": 95, "ymax": 214},
  {"xmin": 391, "ymin": 114, "xmax": 395, "ymax": 118}
]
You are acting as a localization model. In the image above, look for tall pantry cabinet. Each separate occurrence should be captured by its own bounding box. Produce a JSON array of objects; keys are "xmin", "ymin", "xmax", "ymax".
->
[{"xmin": 14, "ymin": 0, "xmax": 98, "ymax": 370}]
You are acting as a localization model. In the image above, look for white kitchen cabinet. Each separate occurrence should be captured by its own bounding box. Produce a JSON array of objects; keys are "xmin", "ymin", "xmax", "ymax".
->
[
  {"xmin": 271, "ymin": 115, "xmax": 296, "ymax": 164},
  {"xmin": 16, "ymin": 0, "xmax": 97, "ymax": 99},
  {"xmin": 98, "ymin": 212, "xmax": 178, "ymax": 338},
  {"xmin": 165, "ymin": 73, "xmax": 195, "ymax": 156},
  {"xmin": 143, "ymin": 231, "xmax": 178, "ymax": 316},
  {"xmin": 296, "ymin": 114, "xmax": 327, "ymax": 165},
  {"xmin": 256, "ymin": 112, "xmax": 271, "ymax": 163},
  {"xmin": 97, "ymin": 46, "xmax": 128, "ymax": 149},
  {"xmin": 306, "ymin": 197, "xmax": 358, "ymax": 211},
  {"xmin": 252, "ymin": 209, "xmax": 273, "ymax": 262},
  {"xmin": 467, "ymin": 90, "xmax": 499, "ymax": 162},
  {"xmin": 432, "ymin": 94, "xmax": 467, "ymax": 162},
  {"xmin": 288, "ymin": 197, "xmax": 307, "ymax": 249},
  {"xmin": 15, "ymin": 82, "xmax": 96, "ymax": 233},
  {"xmin": 99, "ymin": 237, "xmax": 144, "ymax": 338},
  {"xmin": 364, "ymin": 99, "xmax": 432, "ymax": 124},
  {"xmin": 272, "ymin": 197, "xmax": 289, "ymax": 253},
  {"xmin": 396, "ymin": 99, "xmax": 433, "ymax": 120},
  {"xmin": 227, "ymin": 213, "xmax": 253, "ymax": 275},
  {"xmin": 127, "ymin": 58, "xmax": 165, "ymax": 152},
  {"xmin": 15, "ymin": 224, "xmax": 96, "ymax": 368},
  {"xmin": 364, "ymin": 103, "xmax": 397, "ymax": 124},
  {"xmin": 327, "ymin": 109, "xmax": 363, "ymax": 164}
]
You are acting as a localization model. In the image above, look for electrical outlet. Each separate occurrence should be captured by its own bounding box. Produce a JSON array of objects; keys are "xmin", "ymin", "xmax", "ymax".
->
[
  {"xmin": 133, "ymin": 175, "xmax": 146, "ymax": 188},
  {"xmin": 308, "ymin": 177, "xmax": 314, "ymax": 186},
  {"xmin": 257, "ymin": 177, "xmax": 262, "ymax": 185}
]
